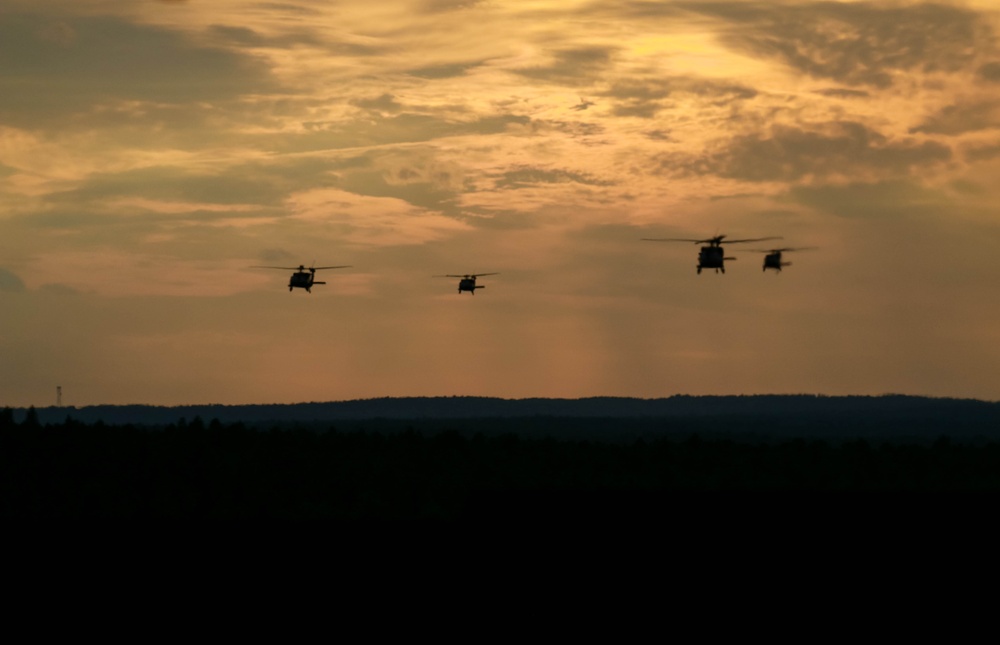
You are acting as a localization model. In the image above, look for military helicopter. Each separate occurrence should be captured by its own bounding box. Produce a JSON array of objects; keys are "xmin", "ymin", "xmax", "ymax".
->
[
  {"xmin": 251, "ymin": 264, "xmax": 351, "ymax": 292},
  {"xmin": 750, "ymin": 247, "xmax": 817, "ymax": 272},
  {"xmin": 642, "ymin": 234, "xmax": 782, "ymax": 274},
  {"xmin": 434, "ymin": 272, "xmax": 498, "ymax": 294}
]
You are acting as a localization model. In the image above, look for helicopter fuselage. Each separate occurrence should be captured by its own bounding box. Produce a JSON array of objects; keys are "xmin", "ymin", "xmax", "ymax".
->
[
  {"xmin": 458, "ymin": 277, "xmax": 483, "ymax": 294},
  {"xmin": 762, "ymin": 252, "xmax": 790, "ymax": 272},
  {"xmin": 254, "ymin": 263, "xmax": 347, "ymax": 292},
  {"xmin": 697, "ymin": 246, "xmax": 734, "ymax": 274},
  {"xmin": 289, "ymin": 271, "xmax": 325, "ymax": 292}
]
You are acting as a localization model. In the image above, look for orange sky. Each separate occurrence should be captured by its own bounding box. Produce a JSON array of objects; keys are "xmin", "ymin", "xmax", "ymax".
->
[{"xmin": 3, "ymin": 0, "xmax": 1000, "ymax": 406}]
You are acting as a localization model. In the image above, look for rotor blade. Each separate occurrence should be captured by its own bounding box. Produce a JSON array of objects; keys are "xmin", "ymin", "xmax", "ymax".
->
[
  {"xmin": 748, "ymin": 246, "xmax": 817, "ymax": 253},
  {"xmin": 311, "ymin": 265, "xmax": 351, "ymax": 270},
  {"xmin": 433, "ymin": 274, "xmax": 466, "ymax": 278},
  {"xmin": 472, "ymin": 272, "xmax": 499, "ymax": 277},
  {"xmin": 719, "ymin": 236, "xmax": 784, "ymax": 244}
]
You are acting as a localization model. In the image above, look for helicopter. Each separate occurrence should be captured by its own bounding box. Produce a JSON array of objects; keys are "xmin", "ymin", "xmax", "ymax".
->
[
  {"xmin": 251, "ymin": 264, "xmax": 351, "ymax": 292},
  {"xmin": 641, "ymin": 234, "xmax": 782, "ymax": 274},
  {"xmin": 434, "ymin": 272, "xmax": 498, "ymax": 294},
  {"xmin": 750, "ymin": 247, "xmax": 817, "ymax": 272}
]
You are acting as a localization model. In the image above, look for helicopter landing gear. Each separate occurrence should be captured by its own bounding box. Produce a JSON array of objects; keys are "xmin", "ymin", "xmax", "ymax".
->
[{"xmin": 697, "ymin": 267, "xmax": 702, "ymax": 274}]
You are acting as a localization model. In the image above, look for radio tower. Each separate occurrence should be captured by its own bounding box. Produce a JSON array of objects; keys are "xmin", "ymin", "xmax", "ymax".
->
[{"xmin": 57, "ymin": 386, "xmax": 62, "ymax": 406}]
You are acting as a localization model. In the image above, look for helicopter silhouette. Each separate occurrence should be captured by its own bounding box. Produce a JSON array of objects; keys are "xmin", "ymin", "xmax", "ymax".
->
[
  {"xmin": 251, "ymin": 264, "xmax": 351, "ymax": 292},
  {"xmin": 642, "ymin": 234, "xmax": 782, "ymax": 274},
  {"xmin": 434, "ymin": 272, "xmax": 498, "ymax": 294},
  {"xmin": 750, "ymin": 247, "xmax": 817, "ymax": 272}
]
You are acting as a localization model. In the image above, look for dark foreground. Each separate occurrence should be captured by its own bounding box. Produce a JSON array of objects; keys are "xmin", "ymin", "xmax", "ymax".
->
[{"xmin": 2, "ymin": 410, "xmax": 999, "ymax": 518}]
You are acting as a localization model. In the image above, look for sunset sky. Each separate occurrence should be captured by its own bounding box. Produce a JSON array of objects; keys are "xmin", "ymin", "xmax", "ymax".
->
[{"xmin": 3, "ymin": 0, "xmax": 1000, "ymax": 406}]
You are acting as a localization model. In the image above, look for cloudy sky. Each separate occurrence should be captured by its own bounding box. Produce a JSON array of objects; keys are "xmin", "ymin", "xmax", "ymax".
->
[{"xmin": 3, "ymin": 0, "xmax": 1000, "ymax": 406}]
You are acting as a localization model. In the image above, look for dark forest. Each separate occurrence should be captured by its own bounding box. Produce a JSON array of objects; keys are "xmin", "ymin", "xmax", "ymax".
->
[{"xmin": 2, "ymin": 399, "xmax": 999, "ymax": 518}]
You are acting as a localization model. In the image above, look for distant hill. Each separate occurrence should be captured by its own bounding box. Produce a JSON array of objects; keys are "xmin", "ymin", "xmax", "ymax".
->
[{"xmin": 10, "ymin": 395, "xmax": 1000, "ymax": 442}]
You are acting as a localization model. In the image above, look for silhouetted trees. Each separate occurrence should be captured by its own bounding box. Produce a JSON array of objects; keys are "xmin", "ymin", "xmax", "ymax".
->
[
  {"xmin": 1, "ymin": 414, "xmax": 999, "ymax": 517},
  {"xmin": 21, "ymin": 406, "xmax": 39, "ymax": 429},
  {"xmin": 15, "ymin": 395, "xmax": 1000, "ymax": 438}
]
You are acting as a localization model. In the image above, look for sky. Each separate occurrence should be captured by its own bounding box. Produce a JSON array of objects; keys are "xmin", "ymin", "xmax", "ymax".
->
[{"xmin": 3, "ymin": 0, "xmax": 1000, "ymax": 406}]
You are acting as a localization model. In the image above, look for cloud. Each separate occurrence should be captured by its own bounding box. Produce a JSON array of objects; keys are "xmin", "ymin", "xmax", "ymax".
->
[
  {"xmin": 418, "ymin": 0, "xmax": 489, "ymax": 13},
  {"xmin": 788, "ymin": 179, "xmax": 948, "ymax": 219},
  {"xmin": 351, "ymin": 93, "xmax": 405, "ymax": 114},
  {"xmin": 0, "ymin": 268, "xmax": 27, "ymax": 293},
  {"xmin": 599, "ymin": 76, "xmax": 757, "ymax": 119},
  {"xmin": 980, "ymin": 62, "xmax": 1000, "ymax": 82},
  {"xmin": 247, "ymin": 3, "xmax": 323, "ymax": 16},
  {"xmin": 493, "ymin": 166, "xmax": 615, "ymax": 190},
  {"xmin": 813, "ymin": 88, "xmax": 871, "ymax": 99},
  {"xmin": 45, "ymin": 165, "xmax": 291, "ymax": 209},
  {"xmin": 603, "ymin": 77, "xmax": 756, "ymax": 102},
  {"xmin": 38, "ymin": 283, "xmax": 82, "ymax": 295},
  {"xmin": 664, "ymin": 121, "xmax": 951, "ymax": 182},
  {"xmin": 513, "ymin": 46, "xmax": 619, "ymax": 86},
  {"xmin": 256, "ymin": 248, "xmax": 297, "ymax": 264},
  {"xmin": 643, "ymin": 129, "xmax": 677, "ymax": 142},
  {"xmin": 287, "ymin": 111, "xmax": 531, "ymax": 153},
  {"xmin": 0, "ymin": 13, "xmax": 280, "ymax": 127},
  {"xmin": 406, "ymin": 60, "xmax": 486, "ymax": 79},
  {"xmin": 965, "ymin": 142, "xmax": 1000, "ymax": 162},
  {"xmin": 206, "ymin": 22, "xmax": 370, "ymax": 53},
  {"xmin": 683, "ymin": 2, "xmax": 989, "ymax": 87},
  {"xmin": 523, "ymin": 119, "xmax": 606, "ymax": 139},
  {"xmin": 35, "ymin": 21, "xmax": 77, "ymax": 47},
  {"xmin": 208, "ymin": 24, "xmax": 281, "ymax": 47},
  {"xmin": 286, "ymin": 187, "xmax": 471, "ymax": 246},
  {"xmin": 910, "ymin": 100, "xmax": 1000, "ymax": 135},
  {"xmin": 327, "ymin": 155, "xmax": 466, "ymax": 220}
]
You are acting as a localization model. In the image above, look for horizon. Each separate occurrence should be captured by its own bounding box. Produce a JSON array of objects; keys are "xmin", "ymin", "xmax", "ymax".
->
[
  {"xmin": 11, "ymin": 391, "xmax": 1000, "ymax": 412},
  {"xmin": 4, "ymin": 1, "xmax": 1000, "ymax": 407}
]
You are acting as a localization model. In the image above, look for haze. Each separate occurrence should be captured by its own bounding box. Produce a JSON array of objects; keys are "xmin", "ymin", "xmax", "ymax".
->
[{"xmin": 3, "ymin": 0, "xmax": 1000, "ymax": 406}]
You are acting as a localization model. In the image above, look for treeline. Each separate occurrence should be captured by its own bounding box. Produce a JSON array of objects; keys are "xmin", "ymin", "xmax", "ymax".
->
[
  {"xmin": 2, "ymin": 409, "xmax": 1000, "ymax": 518},
  {"xmin": 19, "ymin": 394, "xmax": 1000, "ymax": 433}
]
